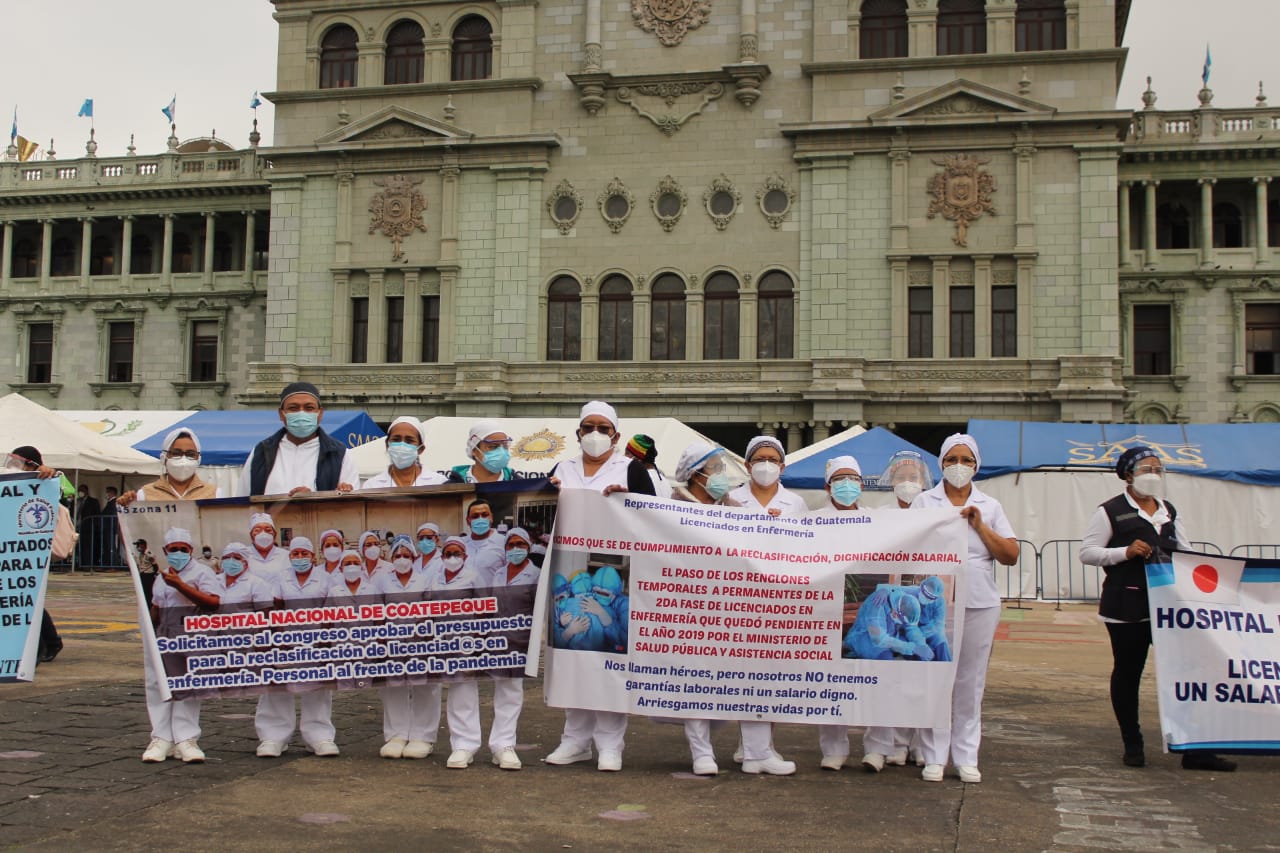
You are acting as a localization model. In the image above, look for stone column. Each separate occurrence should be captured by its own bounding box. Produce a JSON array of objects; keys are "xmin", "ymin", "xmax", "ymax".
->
[
  {"xmin": 335, "ymin": 172, "xmax": 353, "ymax": 265},
  {"xmin": 0, "ymin": 221, "xmax": 12, "ymax": 291},
  {"xmin": 331, "ymin": 271, "xmax": 351, "ymax": 360},
  {"xmin": 1013, "ymin": 141, "xmax": 1036, "ymax": 251},
  {"xmin": 79, "ymin": 218, "xmax": 92, "ymax": 286},
  {"xmin": 1117, "ymin": 182, "xmax": 1131, "ymax": 268},
  {"xmin": 1255, "ymin": 177, "xmax": 1271, "ymax": 267},
  {"xmin": 439, "ymin": 271, "xmax": 457, "ymax": 362},
  {"xmin": 686, "ymin": 285, "xmax": 704, "ymax": 361},
  {"xmin": 812, "ymin": 420, "xmax": 831, "ymax": 442},
  {"xmin": 243, "ymin": 210, "xmax": 256, "ymax": 279},
  {"xmin": 581, "ymin": 284, "xmax": 600, "ymax": 361},
  {"xmin": 973, "ymin": 255, "xmax": 993, "ymax": 359},
  {"xmin": 740, "ymin": 276, "xmax": 758, "ymax": 361},
  {"xmin": 1143, "ymin": 181, "xmax": 1158, "ymax": 267},
  {"xmin": 633, "ymin": 285, "xmax": 651, "ymax": 361},
  {"xmin": 782, "ymin": 423, "xmax": 801, "ymax": 453},
  {"xmin": 39, "ymin": 219, "xmax": 52, "ymax": 290},
  {"xmin": 930, "ymin": 256, "xmax": 949, "ymax": 357},
  {"xmin": 368, "ymin": 270, "xmax": 386, "ymax": 363},
  {"xmin": 359, "ymin": 39, "xmax": 384, "ymax": 87},
  {"xmin": 203, "ymin": 211, "xmax": 216, "ymax": 287},
  {"xmin": 889, "ymin": 149, "xmax": 911, "ymax": 252},
  {"xmin": 583, "ymin": 0, "xmax": 602, "ymax": 70},
  {"xmin": 439, "ymin": 166, "xmax": 459, "ymax": 265},
  {"xmin": 120, "ymin": 216, "xmax": 133, "ymax": 283},
  {"xmin": 403, "ymin": 269, "xmax": 422, "ymax": 362},
  {"xmin": 907, "ymin": 5, "xmax": 936, "ymax": 58},
  {"xmin": 1198, "ymin": 178, "xmax": 1215, "ymax": 267},
  {"xmin": 739, "ymin": 0, "xmax": 758, "ymax": 60},
  {"xmin": 160, "ymin": 213, "xmax": 175, "ymax": 286},
  {"xmin": 986, "ymin": 1, "xmax": 1016, "ymax": 53}
]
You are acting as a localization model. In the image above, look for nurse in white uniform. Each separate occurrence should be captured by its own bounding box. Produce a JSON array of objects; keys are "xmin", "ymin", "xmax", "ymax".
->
[
  {"xmin": 375, "ymin": 534, "xmax": 437, "ymax": 759},
  {"xmin": 543, "ymin": 400, "xmax": 656, "ymax": 773},
  {"xmin": 215, "ymin": 543, "xmax": 274, "ymax": 611},
  {"xmin": 413, "ymin": 522, "xmax": 443, "ymax": 577},
  {"xmin": 426, "ymin": 536, "xmax": 485, "ymax": 768},
  {"xmin": 360, "ymin": 416, "xmax": 448, "ymax": 490},
  {"xmin": 487, "ymin": 527, "xmax": 540, "ymax": 770},
  {"xmin": 245, "ymin": 512, "xmax": 290, "ymax": 584},
  {"xmin": 357, "ymin": 529, "xmax": 393, "ymax": 580},
  {"xmin": 911, "ymin": 433, "xmax": 1017, "ymax": 784}
]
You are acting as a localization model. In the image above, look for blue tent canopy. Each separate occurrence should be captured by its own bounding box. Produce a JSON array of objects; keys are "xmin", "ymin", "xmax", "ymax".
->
[
  {"xmin": 781, "ymin": 427, "xmax": 941, "ymax": 490},
  {"xmin": 966, "ymin": 420, "xmax": 1280, "ymax": 486},
  {"xmin": 133, "ymin": 410, "xmax": 385, "ymax": 466}
]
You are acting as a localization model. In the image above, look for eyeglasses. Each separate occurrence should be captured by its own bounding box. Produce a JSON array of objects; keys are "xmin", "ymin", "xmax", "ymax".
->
[
  {"xmin": 829, "ymin": 475, "xmax": 862, "ymax": 486},
  {"xmin": 1134, "ymin": 464, "xmax": 1165, "ymax": 475},
  {"xmin": 478, "ymin": 439, "xmax": 511, "ymax": 451},
  {"xmin": 579, "ymin": 424, "xmax": 615, "ymax": 435},
  {"xmin": 166, "ymin": 450, "xmax": 201, "ymax": 460}
]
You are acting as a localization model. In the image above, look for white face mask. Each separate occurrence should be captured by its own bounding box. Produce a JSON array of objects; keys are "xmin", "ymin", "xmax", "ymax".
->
[
  {"xmin": 1132, "ymin": 473, "xmax": 1164, "ymax": 499},
  {"xmin": 363, "ymin": 545, "xmax": 382, "ymax": 561},
  {"xmin": 580, "ymin": 431, "xmax": 613, "ymax": 458},
  {"xmin": 253, "ymin": 531, "xmax": 275, "ymax": 550},
  {"xmin": 165, "ymin": 457, "xmax": 199, "ymax": 481},
  {"xmin": 750, "ymin": 460, "xmax": 781, "ymax": 488},
  {"xmin": 342, "ymin": 564, "xmax": 363, "ymax": 582},
  {"xmin": 323, "ymin": 545, "xmax": 343, "ymax": 563},
  {"xmin": 443, "ymin": 555, "xmax": 465, "ymax": 572},
  {"xmin": 393, "ymin": 556, "xmax": 414, "ymax": 574},
  {"xmin": 894, "ymin": 481, "xmax": 923, "ymax": 505},
  {"xmin": 942, "ymin": 464, "xmax": 975, "ymax": 489}
]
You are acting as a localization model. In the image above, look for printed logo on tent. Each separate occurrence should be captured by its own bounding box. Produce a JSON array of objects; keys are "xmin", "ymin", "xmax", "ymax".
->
[
  {"xmin": 1169, "ymin": 553, "xmax": 1243, "ymax": 606},
  {"xmin": 513, "ymin": 429, "xmax": 568, "ymax": 461},
  {"xmin": 1065, "ymin": 436, "xmax": 1205, "ymax": 469}
]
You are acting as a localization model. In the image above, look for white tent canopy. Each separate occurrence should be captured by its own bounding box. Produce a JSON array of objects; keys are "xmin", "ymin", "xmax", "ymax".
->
[
  {"xmin": 0, "ymin": 394, "xmax": 161, "ymax": 475},
  {"xmin": 352, "ymin": 416, "xmax": 740, "ymax": 482}
]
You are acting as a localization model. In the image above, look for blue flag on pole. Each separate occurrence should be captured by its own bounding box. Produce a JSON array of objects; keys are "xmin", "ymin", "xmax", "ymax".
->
[
  {"xmin": 1202, "ymin": 44, "xmax": 1212, "ymax": 86},
  {"xmin": 249, "ymin": 91, "xmax": 262, "ymax": 110},
  {"xmin": 9, "ymin": 107, "xmax": 16, "ymax": 144},
  {"xmin": 78, "ymin": 98, "xmax": 93, "ymax": 118},
  {"xmin": 161, "ymin": 95, "xmax": 176, "ymax": 124}
]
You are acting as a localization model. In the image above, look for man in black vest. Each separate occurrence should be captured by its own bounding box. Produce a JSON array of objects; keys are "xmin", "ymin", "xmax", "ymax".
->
[
  {"xmin": 1080, "ymin": 445, "xmax": 1236, "ymax": 773},
  {"xmin": 237, "ymin": 382, "xmax": 360, "ymax": 497}
]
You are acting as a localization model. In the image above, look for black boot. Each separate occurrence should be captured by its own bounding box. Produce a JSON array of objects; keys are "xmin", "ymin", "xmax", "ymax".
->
[
  {"xmin": 1122, "ymin": 737, "xmax": 1145, "ymax": 767},
  {"xmin": 1181, "ymin": 752, "xmax": 1236, "ymax": 772}
]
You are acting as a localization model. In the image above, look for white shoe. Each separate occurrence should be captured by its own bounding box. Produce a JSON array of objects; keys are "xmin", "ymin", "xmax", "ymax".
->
[
  {"xmin": 732, "ymin": 741, "xmax": 744, "ymax": 763},
  {"xmin": 692, "ymin": 756, "xmax": 719, "ymax": 776},
  {"xmin": 743, "ymin": 756, "xmax": 796, "ymax": 776},
  {"xmin": 256, "ymin": 740, "xmax": 287, "ymax": 758},
  {"xmin": 447, "ymin": 749, "xmax": 475, "ymax": 769},
  {"xmin": 597, "ymin": 749, "xmax": 622, "ymax": 772},
  {"xmin": 141, "ymin": 738, "xmax": 173, "ymax": 763},
  {"xmin": 957, "ymin": 765, "xmax": 982, "ymax": 783},
  {"xmin": 402, "ymin": 740, "xmax": 434, "ymax": 759},
  {"xmin": 173, "ymin": 739, "xmax": 205, "ymax": 763},
  {"xmin": 821, "ymin": 754, "xmax": 846, "ymax": 771},
  {"xmin": 922, "ymin": 763, "xmax": 944, "ymax": 782},
  {"xmin": 910, "ymin": 748, "xmax": 925, "ymax": 767},
  {"xmin": 544, "ymin": 742, "xmax": 593, "ymax": 765},
  {"xmin": 380, "ymin": 737, "xmax": 407, "ymax": 759},
  {"xmin": 308, "ymin": 741, "xmax": 340, "ymax": 757},
  {"xmin": 887, "ymin": 747, "xmax": 909, "ymax": 766},
  {"xmin": 861, "ymin": 752, "xmax": 886, "ymax": 773},
  {"xmin": 492, "ymin": 747, "xmax": 522, "ymax": 770}
]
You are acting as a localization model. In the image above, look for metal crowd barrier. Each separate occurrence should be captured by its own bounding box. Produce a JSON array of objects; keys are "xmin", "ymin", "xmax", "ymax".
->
[
  {"xmin": 1229, "ymin": 544, "xmax": 1280, "ymax": 559},
  {"xmin": 55, "ymin": 515, "xmax": 128, "ymax": 572},
  {"xmin": 995, "ymin": 539, "xmax": 1039, "ymax": 609}
]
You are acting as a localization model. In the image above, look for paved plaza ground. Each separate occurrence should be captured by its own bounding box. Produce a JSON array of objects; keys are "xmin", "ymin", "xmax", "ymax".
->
[{"xmin": 1, "ymin": 573, "xmax": 1275, "ymax": 852}]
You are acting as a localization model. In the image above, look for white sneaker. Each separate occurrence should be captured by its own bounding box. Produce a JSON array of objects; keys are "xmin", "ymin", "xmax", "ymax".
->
[
  {"xmin": 380, "ymin": 737, "xmax": 407, "ymax": 759},
  {"xmin": 447, "ymin": 749, "xmax": 475, "ymax": 769},
  {"xmin": 492, "ymin": 747, "xmax": 522, "ymax": 770},
  {"xmin": 597, "ymin": 749, "xmax": 622, "ymax": 772},
  {"xmin": 922, "ymin": 763, "xmax": 944, "ymax": 782},
  {"xmin": 309, "ymin": 741, "xmax": 340, "ymax": 757},
  {"xmin": 861, "ymin": 752, "xmax": 886, "ymax": 772},
  {"xmin": 544, "ymin": 742, "xmax": 593, "ymax": 765},
  {"xmin": 957, "ymin": 765, "xmax": 982, "ymax": 783},
  {"xmin": 732, "ymin": 741, "xmax": 744, "ymax": 763},
  {"xmin": 173, "ymin": 739, "xmax": 205, "ymax": 763},
  {"xmin": 821, "ymin": 754, "xmax": 846, "ymax": 771},
  {"xmin": 910, "ymin": 748, "xmax": 925, "ymax": 767},
  {"xmin": 402, "ymin": 740, "xmax": 433, "ymax": 759},
  {"xmin": 692, "ymin": 756, "xmax": 719, "ymax": 776},
  {"xmin": 256, "ymin": 740, "xmax": 287, "ymax": 758},
  {"xmin": 887, "ymin": 747, "xmax": 909, "ymax": 766},
  {"xmin": 742, "ymin": 756, "xmax": 796, "ymax": 776},
  {"xmin": 141, "ymin": 738, "xmax": 173, "ymax": 763}
]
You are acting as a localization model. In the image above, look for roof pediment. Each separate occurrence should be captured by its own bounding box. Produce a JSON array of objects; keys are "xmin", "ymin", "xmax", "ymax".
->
[
  {"xmin": 869, "ymin": 79, "xmax": 1057, "ymax": 123},
  {"xmin": 315, "ymin": 106, "xmax": 472, "ymax": 146}
]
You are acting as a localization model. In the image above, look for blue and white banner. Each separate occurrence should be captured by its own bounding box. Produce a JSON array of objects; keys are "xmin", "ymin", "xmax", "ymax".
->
[
  {"xmin": 1148, "ymin": 551, "xmax": 1280, "ymax": 753},
  {"xmin": 0, "ymin": 475, "xmax": 60, "ymax": 683}
]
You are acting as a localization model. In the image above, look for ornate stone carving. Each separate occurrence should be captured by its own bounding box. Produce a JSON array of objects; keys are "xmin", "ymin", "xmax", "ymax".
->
[
  {"xmin": 564, "ymin": 370, "xmax": 757, "ymax": 383},
  {"xmin": 582, "ymin": 43, "xmax": 602, "ymax": 73},
  {"xmin": 756, "ymin": 174, "xmax": 796, "ymax": 230},
  {"xmin": 703, "ymin": 174, "xmax": 741, "ymax": 231},
  {"xmin": 950, "ymin": 269, "xmax": 974, "ymax": 285},
  {"xmin": 908, "ymin": 270, "xmax": 932, "ymax": 285},
  {"xmin": 739, "ymin": 33, "xmax": 758, "ymax": 62},
  {"xmin": 650, "ymin": 175, "xmax": 687, "ymax": 232},
  {"xmin": 631, "ymin": 0, "xmax": 712, "ymax": 47},
  {"xmin": 361, "ymin": 121, "xmax": 431, "ymax": 141},
  {"xmin": 896, "ymin": 368, "xmax": 1023, "ymax": 381},
  {"xmin": 616, "ymin": 82, "xmax": 724, "ymax": 135},
  {"xmin": 598, "ymin": 177, "xmax": 635, "ymax": 234},
  {"xmin": 926, "ymin": 154, "xmax": 997, "ymax": 248},
  {"xmin": 991, "ymin": 269, "xmax": 1017, "ymax": 285},
  {"xmin": 547, "ymin": 179, "xmax": 583, "ymax": 235},
  {"xmin": 368, "ymin": 174, "xmax": 427, "ymax": 262}
]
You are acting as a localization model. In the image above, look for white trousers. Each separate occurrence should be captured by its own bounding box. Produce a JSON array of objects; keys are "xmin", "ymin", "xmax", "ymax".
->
[
  {"xmin": 254, "ymin": 690, "xmax": 335, "ymax": 747},
  {"xmin": 144, "ymin": 653, "xmax": 201, "ymax": 743},
  {"xmin": 817, "ymin": 725, "xmax": 850, "ymax": 759},
  {"xmin": 487, "ymin": 677, "xmax": 524, "ymax": 751},
  {"xmin": 862, "ymin": 726, "xmax": 910, "ymax": 755},
  {"xmin": 684, "ymin": 719, "xmax": 714, "ymax": 761},
  {"xmin": 740, "ymin": 720, "xmax": 774, "ymax": 761},
  {"xmin": 381, "ymin": 683, "xmax": 442, "ymax": 742},
  {"xmin": 444, "ymin": 681, "xmax": 481, "ymax": 752},
  {"xmin": 920, "ymin": 604, "xmax": 1000, "ymax": 767},
  {"xmin": 561, "ymin": 709, "xmax": 627, "ymax": 753}
]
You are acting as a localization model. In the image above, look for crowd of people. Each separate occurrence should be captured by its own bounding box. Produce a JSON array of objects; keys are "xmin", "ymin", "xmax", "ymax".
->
[{"xmin": 13, "ymin": 379, "xmax": 1237, "ymax": 779}]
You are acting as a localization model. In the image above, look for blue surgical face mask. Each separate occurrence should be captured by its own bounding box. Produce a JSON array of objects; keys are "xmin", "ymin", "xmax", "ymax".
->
[
  {"xmin": 417, "ymin": 538, "xmax": 437, "ymax": 556},
  {"xmin": 470, "ymin": 517, "xmax": 491, "ymax": 536},
  {"xmin": 167, "ymin": 551, "xmax": 191, "ymax": 571},
  {"xmin": 703, "ymin": 471, "xmax": 731, "ymax": 500},
  {"xmin": 506, "ymin": 547, "xmax": 528, "ymax": 565},
  {"xmin": 291, "ymin": 557, "xmax": 313, "ymax": 574},
  {"xmin": 481, "ymin": 447, "xmax": 510, "ymax": 474},
  {"xmin": 222, "ymin": 558, "xmax": 245, "ymax": 577},
  {"xmin": 284, "ymin": 411, "xmax": 319, "ymax": 439},
  {"xmin": 387, "ymin": 441, "xmax": 420, "ymax": 470},
  {"xmin": 831, "ymin": 479, "xmax": 862, "ymax": 507}
]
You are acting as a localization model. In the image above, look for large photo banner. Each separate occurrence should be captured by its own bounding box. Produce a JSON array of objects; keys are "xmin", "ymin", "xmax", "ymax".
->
[
  {"xmin": 1149, "ymin": 551, "xmax": 1280, "ymax": 754},
  {"xmin": 542, "ymin": 490, "xmax": 968, "ymax": 728},
  {"xmin": 0, "ymin": 475, "xmax": 59, "ymax": 683},
  {"xmin": 119, "ymin": 482, "xmax": 555, "ymax": 701}
]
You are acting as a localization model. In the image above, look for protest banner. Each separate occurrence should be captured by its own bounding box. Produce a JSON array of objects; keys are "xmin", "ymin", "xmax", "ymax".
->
[
  {"xmin": 1148, "ymin": 551, "xmax": 1280, "ymax": 754},
  {"xmin": 0, "ymin": 474, "xmax": 60, "ymax": 683},
  {"xmin": 119, "ymin": 481, "xmax": 554, "ymax": 701},
  {"xmin": 541, "ymin": 490, "xmax": 968, "ymax": 728}
]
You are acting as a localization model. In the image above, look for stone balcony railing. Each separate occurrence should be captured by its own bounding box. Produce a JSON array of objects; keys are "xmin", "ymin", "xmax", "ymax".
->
[
  {"xmin": 1126, "ymin": 105, "xmax": 1280, "ymax": 146},
  {"xmin": 0, "ymin": 149, "xmax": 266, "ymax": 194}
]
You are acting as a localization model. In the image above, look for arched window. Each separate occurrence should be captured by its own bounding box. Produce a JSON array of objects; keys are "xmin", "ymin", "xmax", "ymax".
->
[
  {"xmin": 89, "ymin": 235, "xmax": 115, "ymax": 275},
  {"xmin": 703, "ymin": 272, "xmax": 740, "ymax": 360},
  {"xmin": 650, "ymin": 274, "xmax": 686, "ymax": 360},
  {"xmin": 1156, "ymin": 203, "xmax": 1192, "ymax": 249},
  {"xmin": 212, "ymin": 230, "xmax": 234, "ymax": 271},
  {"xmin": 937, "ymin": 0, "xmax": 986, "ymax": 56},
  {"xmin": 384, "ymin": 20, "xmax": 425, "ymax": 85},
  {"xmin": 319, "ymin": 25, "xmax": 359, "ymax": 89},
  {"xmin": 757, "ymin": 271, "xmax": 794, "ymax": 359},
  {"xmin": 598, "ymin": 275, "xmax": 634, "ymax": 361},
  {"xmin": 50, "ymin": 238, "xmax": 76, "ymax": 277},
  {"xmin": 1213, "ymin": 202, "xmax": 1244, "ymax": 248},
  {"xmin": 451, "ymin": 16, "xmax": 493, "ymax": 81},
  {"xmin": 860, "ymin": 0, "xmax": 908, "ymax": 59},
  {"xmin": 1015, "ymin": 0, "xmax": 1066, "ymax": 51},
  {"xmin": 546, "ymin": 276, "xmax": 581, "ymax": 361},
  {"xmin": 12, "ymin": 239, "xmax": 36, "ymax": 278},
  {"xmin": 131, "ymin": 235, "xmax": 154, "ymax": 274},
  {"xmin": 172, "ymin": 233, "xmax": 194, "ymax": 274}
]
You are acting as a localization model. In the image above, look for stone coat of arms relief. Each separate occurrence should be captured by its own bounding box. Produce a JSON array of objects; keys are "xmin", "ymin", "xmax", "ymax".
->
[
  {"xmin": 632, "ymin": 0, "xmax": 713, "ymax": 46},
  {"xmin": 926, "ymin": 154, "xmax": 997, "ymax": 248},
  {"xmin": 368, "ymin": 174, "xmax": 427, "ymax": 262}
]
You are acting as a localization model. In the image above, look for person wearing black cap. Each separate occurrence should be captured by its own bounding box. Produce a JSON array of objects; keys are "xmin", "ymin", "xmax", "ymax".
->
[
  {"xmin": 236, "ymin": 382, "xmax": 360, "ymax": 497},
  {"xmin": 1081, "ymin": 445, "xmax": 1235, "ymax": 773},
  {"xmin": 6, "ymin": 446, "xmax": 70, "ymax": 662}
]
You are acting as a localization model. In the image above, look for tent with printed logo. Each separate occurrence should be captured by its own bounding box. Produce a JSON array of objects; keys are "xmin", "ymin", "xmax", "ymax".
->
[{"xmin": 0, "ymin": 394, "xmax": 161, "ymax": 475}]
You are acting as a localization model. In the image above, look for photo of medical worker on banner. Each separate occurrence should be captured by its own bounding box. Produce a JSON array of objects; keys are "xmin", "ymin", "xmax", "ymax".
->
[
  {"xmin": 842, "ymin": 575, "xmax": 954, "ymax": 662},
  {"xmin": 549, "ymin": 550, "xmax": 630, "ymax": 654}
]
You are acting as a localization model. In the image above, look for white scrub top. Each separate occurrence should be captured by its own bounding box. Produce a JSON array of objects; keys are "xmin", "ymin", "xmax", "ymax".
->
[
  {"xmin": 217, "ymin": 574, "xmax": 274, "ymax": 608},
  {"xmin": 555, "ymin": 453, "xmax": 632, "ymax": 491},
  {"xmin": 151, "ymin": 564, "xmax": 220, "ymax": 608},
  {"xmin": 246, "ymin": 546, "xmax": 291, "ymax": 585},
  {"xmin": 274, "ymin": 569, "xmax": 333, "ymax": 605},
  {"xmin": 375, "ymin": 568, "xmax": 431, "ymax": 597},
  {"xmin": 728, "ymin": 483, "xmax": 809, "ymax": 518},
  {"xmin": 496, "ymin": 560, "xmax": 540, "ymax": 587},
  {"xmin": 911, "ymin": 482, "xmax": 1016, "ymax": 610},
  {"xmin": 325, "ymin": 575, "xmax": 377, "ymax": 604},
  {"xmin": 360, "ymin": 468, "xmax": 448, "ymax": 489},
  {"xmin": 425, "ymin": 561, "xmax": 482, "ymax": 592}
]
